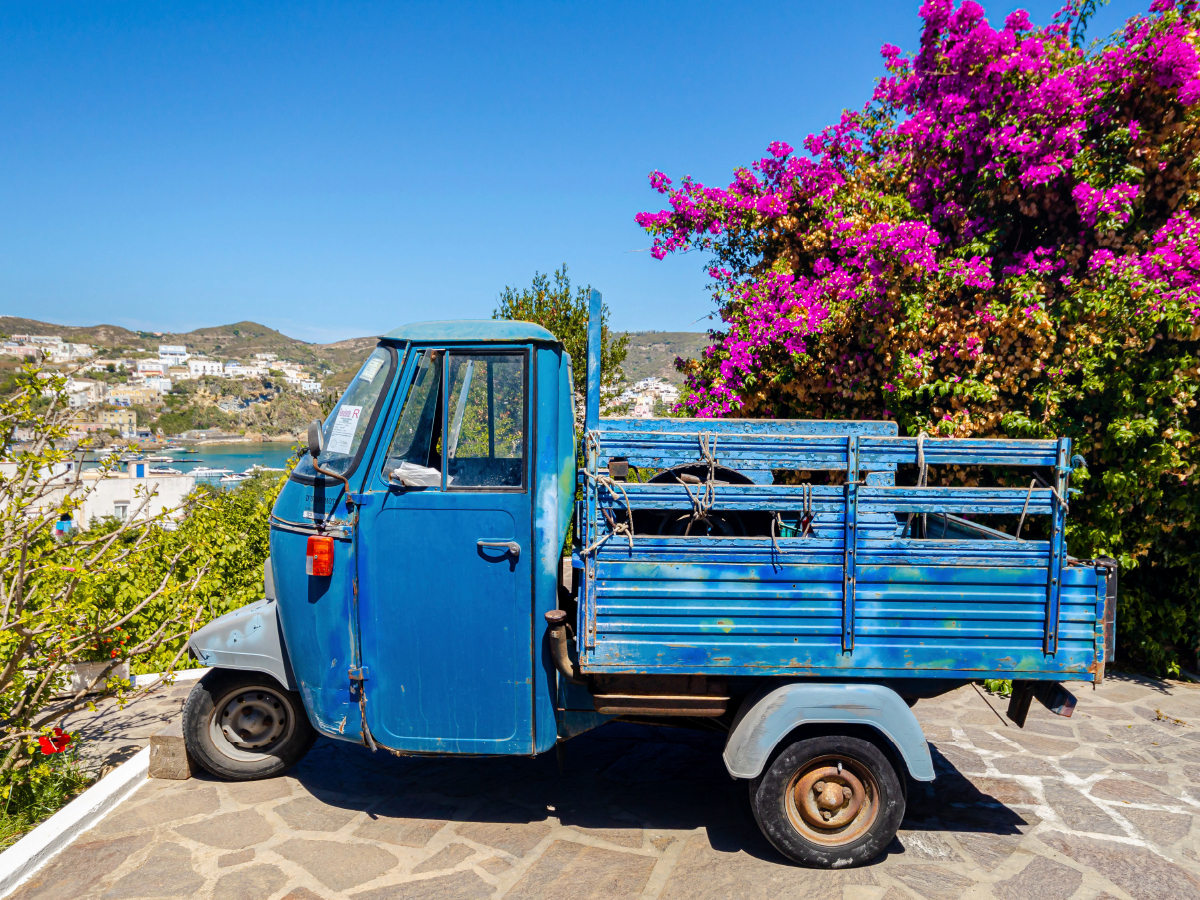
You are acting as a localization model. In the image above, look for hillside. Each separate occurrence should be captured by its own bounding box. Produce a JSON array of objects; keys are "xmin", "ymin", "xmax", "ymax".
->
[
  {"xmin": 0, "ymin": 316, "xmax": 712, "ymax": 388},
  {"xmin": 619, "ymin": 331, "xmax": 710, "ymax": 384},
  {"xmin": 0, "ymin": 316, "xmax": 374, "ymax": 376}
]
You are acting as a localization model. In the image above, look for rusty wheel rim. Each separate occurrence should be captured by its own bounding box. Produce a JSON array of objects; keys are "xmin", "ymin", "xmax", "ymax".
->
[{"xmin": 785, "ymin": 755, "xmax": 878, "ymax": 846}]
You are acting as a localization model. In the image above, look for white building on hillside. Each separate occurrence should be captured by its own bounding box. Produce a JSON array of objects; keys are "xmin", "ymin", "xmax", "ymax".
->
[
  {"xmin": 158, "ymin": 345, "xmax": 188, "ymax": 367},
  {"xmin": 225, "ymin": 362, "xmax": 268, "ymax": 379},
  {"xmin": 1, "ymin": 336, "xmax": 94, "ymax": 363},
  {"xmin": 188, "ymin": 358, "xmax": 223, "ymax": 377},
  {"xmin": 64, "ymin": 378, "xmax": 106, "ymax": 408}
]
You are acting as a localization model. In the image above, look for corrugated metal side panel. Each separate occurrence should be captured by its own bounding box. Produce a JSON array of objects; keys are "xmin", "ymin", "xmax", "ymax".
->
[{"xmin": 585, "ymin": 540, "xmax": 1097, "ymax": 677}]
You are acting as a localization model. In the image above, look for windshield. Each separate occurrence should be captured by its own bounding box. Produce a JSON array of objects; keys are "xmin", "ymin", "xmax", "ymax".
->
[{"xmin": 294, "ymin": 345, "xmax": 394, "ymax": 481}]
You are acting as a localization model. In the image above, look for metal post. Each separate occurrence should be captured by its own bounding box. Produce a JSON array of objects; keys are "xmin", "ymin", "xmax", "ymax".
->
[
  {"xmin": 486, "ymin": 360, "xmax": 495, "ymax": 459},
  {"xmin": 586, "ymin": 289, "xmax": 602, "ymax": 433},
  {"xmin": 842, "ymin": 435, "xmax": 859, "ymax": 653},
  {"xmin": 1044, "ymin": 437, "xmax": 1070, "ymax": 654},
  {"xmin": 585, "ymin": 433, "xmax": 598, "ymax": 649}
]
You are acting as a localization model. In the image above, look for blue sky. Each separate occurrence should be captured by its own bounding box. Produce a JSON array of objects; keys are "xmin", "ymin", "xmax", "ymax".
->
[{"xmin": 0, "ymin": 0, "xmax": 1149, "ymax": 342}]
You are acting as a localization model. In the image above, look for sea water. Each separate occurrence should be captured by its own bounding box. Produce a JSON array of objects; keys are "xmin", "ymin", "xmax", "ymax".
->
[{"xmin": 87, "ymin": 442, "xmax": 302, "ymax": 487}]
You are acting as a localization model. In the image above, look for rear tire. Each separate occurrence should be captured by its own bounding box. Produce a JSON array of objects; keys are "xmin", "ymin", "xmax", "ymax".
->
[
  {"xmin": 183, "ymin": 668, "xmax": 316, "ymax": 781},
  {"xmin": 749, "ymin": 734, "xmax": 904, "ymax": 868}
]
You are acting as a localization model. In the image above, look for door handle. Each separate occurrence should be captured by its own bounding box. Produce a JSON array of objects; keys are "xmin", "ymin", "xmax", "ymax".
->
[{"xmin": 478, "ymin": 540, "xmax": 521, "ymax": 561}]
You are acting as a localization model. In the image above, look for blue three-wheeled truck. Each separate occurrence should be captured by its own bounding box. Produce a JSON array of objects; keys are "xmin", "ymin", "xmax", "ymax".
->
[{"xmin": 184, "ymin": 291, "xmax": 1117, "ymax": 867}]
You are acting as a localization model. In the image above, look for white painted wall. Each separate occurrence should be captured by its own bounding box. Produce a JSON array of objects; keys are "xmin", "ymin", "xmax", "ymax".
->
[
  {"xmin": 1, "ymin": 465, "xmax": 200, "ymax": 529},
  {"xmin": 74, "ymin": 472, "xmax": 197, "ymax": 527}
]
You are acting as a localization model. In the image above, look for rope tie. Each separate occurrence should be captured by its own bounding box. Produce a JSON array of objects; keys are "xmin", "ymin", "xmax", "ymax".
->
[
  {"xmin": 1014, "ymin": 474, "xmax": 1068, "ymax": 541},
  {"xmin": 581, "ymin": 469, "xmax": 635, "ymax": 554},
  {"xmin": 681, "ymin": 431, "xmax": 719, "ymax": 536},
  {"xmin": 905, "ymin": 431, "xmax": 930, "ymax": 539},
  {"xmin": 800, "ymin": 483, "xmax": 815, "ymax": 538},
  {"xmin": 1015, "ymin": 478, "xmax": 1036, "ymax": 541},
  {"xmin": 580, "ymin": 431, "xmax": 635, "ymax": 555}
]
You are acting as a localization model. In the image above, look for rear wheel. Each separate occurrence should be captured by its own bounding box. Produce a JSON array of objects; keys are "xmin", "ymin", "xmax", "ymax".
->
[
  {"xmin": 749, "ymin": 734, "xmax": 904, "ymax": 868},
  {"xmin": 183, "ymin": 668, "xmax": 316, "ymax": 781}
]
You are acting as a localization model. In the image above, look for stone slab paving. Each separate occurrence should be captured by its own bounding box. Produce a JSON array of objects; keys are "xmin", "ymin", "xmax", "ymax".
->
[
  {"xmin": 60, "ymin": 681, "xmax": 195, "ymax": 774},
  {"xmin": 12, "ymin": 672, "xmax": 1200, "ymax": 899}
]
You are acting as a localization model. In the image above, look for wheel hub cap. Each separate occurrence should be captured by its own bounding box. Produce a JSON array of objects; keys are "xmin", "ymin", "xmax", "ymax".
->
[
  {"xmin": 785, "ymin": 757, "xmax": 879, "ymax": 846},
  {"xmin": 220, "ymin": 692, "xmax": 287, "ymax": 750},
  {"xmin": 794, "ymin": 765, "xmax": 866, "ymax": 830}
]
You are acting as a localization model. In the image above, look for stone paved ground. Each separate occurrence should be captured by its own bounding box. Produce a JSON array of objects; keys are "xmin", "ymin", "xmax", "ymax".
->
[
  {"xmin": 61, "ymin": 681, "xmax": 194, "ymax": 774},
  {"xmin": 11, "ymin": 672, "xmax": 1200, "ymax": 900}
]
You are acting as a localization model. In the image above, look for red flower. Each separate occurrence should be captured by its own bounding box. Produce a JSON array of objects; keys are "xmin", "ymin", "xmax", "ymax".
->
[{"xmin": 38, "ymin": 728, "xmax": 71, "ymax": 754}]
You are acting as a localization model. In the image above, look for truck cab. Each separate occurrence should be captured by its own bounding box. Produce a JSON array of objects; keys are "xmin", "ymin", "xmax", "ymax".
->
[{"xmin": 268, "ymin": 320, "xmax": 573, "ymax": 756}]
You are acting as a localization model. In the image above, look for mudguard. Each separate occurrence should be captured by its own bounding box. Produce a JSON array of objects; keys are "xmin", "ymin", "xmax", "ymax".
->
[
  {"xmin": 723, "ymin": 681, "xmax": 935, "ymax": 781},
  {"xmin": 187, "ymin": 599, "xmax": 298, "ymax": 691}
]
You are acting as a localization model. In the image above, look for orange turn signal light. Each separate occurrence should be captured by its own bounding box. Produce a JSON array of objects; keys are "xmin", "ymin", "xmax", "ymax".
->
[{"xmin": 306, "ymin": 535, "xmax": 335, "ymax": 577}]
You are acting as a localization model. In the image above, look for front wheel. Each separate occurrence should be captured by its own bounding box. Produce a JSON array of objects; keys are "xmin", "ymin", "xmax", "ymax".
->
[
  {"xmin": 749, "ymin": 734, "xmax": 905, "ymax": 868},
  {"xmin": 183, "ymin": 668, "xmax": 317, "ymax": 780}
]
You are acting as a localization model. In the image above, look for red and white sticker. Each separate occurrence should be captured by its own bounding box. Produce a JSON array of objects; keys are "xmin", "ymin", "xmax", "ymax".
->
[{"xmin": 326, "ymin": 405, "xmax": 362, "ymax": 455}]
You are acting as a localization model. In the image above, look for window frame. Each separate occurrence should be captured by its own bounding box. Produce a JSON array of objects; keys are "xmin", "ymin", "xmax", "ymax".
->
[
  {"xmin": 378, "ymin": 345, "xmax": 530, "ymax": 494},
  {"xmin": 443, "ymin": 348, "xmax": 529, "ymax": 493},
  {"xmin": 379, "ymin": 346, "xmax": 446, "ymax": 484}
]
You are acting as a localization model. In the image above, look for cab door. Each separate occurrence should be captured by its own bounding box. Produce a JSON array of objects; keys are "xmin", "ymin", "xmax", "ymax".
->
[{"xmin": 356, "ymin": 346, "xmax": 535, "ymax": 754}]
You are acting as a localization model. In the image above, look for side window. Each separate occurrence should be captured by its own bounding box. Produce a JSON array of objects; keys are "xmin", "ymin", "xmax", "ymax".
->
[
  {"xmin": 445, "ymin": 352, "xmax": 525, "ymax": 489},
  {"xmin": 384, "ymin": 350, "xmax": 444, "ymax": 486}
]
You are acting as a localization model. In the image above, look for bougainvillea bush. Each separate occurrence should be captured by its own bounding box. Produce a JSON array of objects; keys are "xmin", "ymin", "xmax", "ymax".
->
[{"xmin": 637, "ymin": 1, "xmax": 1200, "ymax": 674}]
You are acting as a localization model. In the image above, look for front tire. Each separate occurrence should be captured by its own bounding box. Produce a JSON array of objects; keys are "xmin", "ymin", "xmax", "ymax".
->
[
  {"xmin": 183, "ymin": 668, "xmax": 316, "ymax": 781},
  {"xmin": 749, "ymin": 734, "xmax": 904, "ymax": 868}
]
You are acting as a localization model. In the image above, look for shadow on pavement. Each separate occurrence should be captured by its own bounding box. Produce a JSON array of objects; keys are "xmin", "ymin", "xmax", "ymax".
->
[{"xmin": 226, "ymin": 719, "xmax": 1037, "ymax": 869}]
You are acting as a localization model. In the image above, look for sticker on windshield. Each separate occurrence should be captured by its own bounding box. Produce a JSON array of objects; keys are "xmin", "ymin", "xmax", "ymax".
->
[
  {"xmin": 359, "ymin": 357, "xmax": 384, "ymax": 382},
  {"xmin": 326, "ymin": 405, "xmax": 363, "ymax": 455}
]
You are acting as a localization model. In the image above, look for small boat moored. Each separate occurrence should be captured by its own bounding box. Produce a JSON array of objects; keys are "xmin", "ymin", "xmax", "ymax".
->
[{"xmin": 191, "ymin": 467, "xmax": 234, "ymax": 478}]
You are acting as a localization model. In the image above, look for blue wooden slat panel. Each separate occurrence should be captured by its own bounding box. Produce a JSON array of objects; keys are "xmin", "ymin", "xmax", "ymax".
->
[
  {"xmin": 599, "ymin": 418, "xmax": 898, "ymax": 436},
  {"xmin": 594, "ymin": 537, "xmax": 846, "ymax": 563},
  {"xmin": 593, "ymin": 429, "xmax": 1058, "ymax": 471},
  {"xmin": 856, "ymin": 552, "xmax": 1054, "ymax": 571},
  {"xmin": 585, "ymin": 639, "xmax": 1099, "ymax": 677},
  {"xmin": 591, "ymin": 503, "xmax": 897, "ymax": 543},
  {"xmin": 585, "ymin": 549, "xmax": 1099, "ymax": 677},
  {"xmin": 856, "ymin": 563, "xmax": 1050, "ymax": 584},
  {"xmin": 860, "ymin": 436, "xmax": 1059, "ymax": 467},
  {"xmin": 598, "ymin": 483, "xmax": 846, "ymax": 511},
  {"xmin": 859, "ymin": 486, "xmax": 1056, "ymax": 515},
  {"xmin": 1061, "ymin": 566, "xmax": 1097, "ymax": 585},
  {"xmin": 593, "ymin": 431, "xmax": 895, "ymax": 471},
  {"xmin": 591, "ymin": 537, "xmax": 1059, "ymax": 566}
]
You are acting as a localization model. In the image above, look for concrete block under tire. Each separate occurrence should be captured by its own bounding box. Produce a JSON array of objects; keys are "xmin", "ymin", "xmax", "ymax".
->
[{"xmin": 149, "ymin": 720, "xmax": 194, "ymax": 780}]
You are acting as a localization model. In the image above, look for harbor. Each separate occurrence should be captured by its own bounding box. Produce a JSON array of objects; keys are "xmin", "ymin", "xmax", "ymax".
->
[{"xmin": 86, "ymin": 441, "xmax": 296, "ymax": 486}]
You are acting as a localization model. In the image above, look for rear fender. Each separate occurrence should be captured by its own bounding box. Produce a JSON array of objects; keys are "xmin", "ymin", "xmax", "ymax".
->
[
  {"xmin": 723, "ymin": 681, "xmax": 934, "ymax": 782},
  {"xmin": 187, "ymin": 599, "xmax": 298, "ymax": 691}
]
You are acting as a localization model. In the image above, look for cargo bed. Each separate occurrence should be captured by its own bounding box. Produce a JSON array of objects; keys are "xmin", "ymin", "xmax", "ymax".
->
[{"xmin": 576, "ymin": 418, "xmax": 1112, "ymax": 682}]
